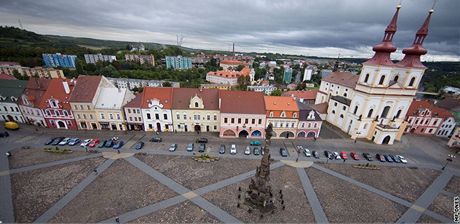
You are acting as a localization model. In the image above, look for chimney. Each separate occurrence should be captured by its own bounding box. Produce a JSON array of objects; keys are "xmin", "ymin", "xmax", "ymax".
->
[{"xmin": 62, "ymin": 81, "xmax": 70, "ymax": 94}]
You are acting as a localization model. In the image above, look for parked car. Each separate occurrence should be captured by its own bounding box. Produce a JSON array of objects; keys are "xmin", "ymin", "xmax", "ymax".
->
[
  {"xmin": 196, "ymin": 138, "xmax": 208, "ymax": 143},
  {"xmin": 104, "ymin": 139, "xmax": 114, "ymax": 148},
  {"xmin": 45, "ymin": 137, "xmax": 58, "ymax": 145},
  {"xmin": 250, "ymin": 140, "xmax": 261, "ymax": 146},
  {"xmin": 350, "ymin": 152, "xmax": 360, "ymax": 160},
  {"xmin": 312, "ymin": 150, "xmax": 319, "ymax": 159},
  {"xmin": 384, "ymin": 154, "xmax": 393, "ymax": 163},
  {"xmin": 396, "ymin": 155, "xmax": 407, "ymax": 164},
  {"xmin": 303, "ymin": 148, "xmax": 311, "ymax": 157},
  {"xmin": 253, "ymin": 146, "xmax": 261, "ymax": 155},
  {"xmin": 199, "ymin": 143, "xmax": 206, "ymax": 153},
  {"xmin": 51, "ymin": 137, "xmax": 65, "ymax": 146},
  {"xmin": 279, "ymin": 148, "xmax": 288, "ymax": 157},
  {"xmin": 135, "ymin": 141, "xmax": 144, "ymax": 150},
  {"xmin": 58, "ymin": 137, "xmax": 71, "ymax": 146},
  {"xmin": 186, "ymin": 143, "xmax": 194, "ymax": 152},
  {"xmin": 339, "ymin": 151, "xmax": 348, "ymax": 160},
  {"xmin": 88, "ymin": 139, "xmax": 100, "ymax": 148},
  {"xmin": 97, "ymin": 140, "xmax": 106, "ymax": 148},
  {"xmin": 68, "ymin": 138, "xmax": 80, "ymax": 146},
  {"xmin": 0, "ymin": 131, "xmax": 9, "ymax": 138},
  {"xmin": 219, "ymin": 144, "xmax": 226, "ymax": 154},
  {"xmin": 244, "ymin": 146, "xmax": 251, "ymax": 155},
  {"xmin": 333, "ymin": 151, "xmax": 341, "ymax": 160},
  {"xmin": 113, "ymin": 140, "xmax": 124, "ymax": 149},
  {"xmin": 150, "ymin": 136, "xmax": 162, "ymax": 142},
  {"xmin": 363, "ymin": 153, "xmax": 373, "ymax": 161},
  {"xmin": 376, "ymin": 154, "xmax": 385, "ymax": 162},
  {"xmin": 80, "ymin": 139, "xmax": 92, "ymax": 147},
  {"xmin": 324, "ymin": 151, "xmax": 332, "ymax": 159},
  {"xmin": 389, "ymin": 154, "xmax": 399, "ymax": 163},
  {"xmin": 230, "ymin": 144, "xmax": 237, "ymax": 154},
  {"xmin": 4, "ymin": 121, "xmax": 19, "ymax": 130},
  {"xmin": 169, "ymin": 144, "xmax": 177, "ymax": 152}
]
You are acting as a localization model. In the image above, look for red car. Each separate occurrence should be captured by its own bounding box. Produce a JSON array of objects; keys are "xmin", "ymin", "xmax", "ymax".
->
[
  {"xmin": 88, "ymin": 139, "xmax": 100, "ymax": 148},
  {"xmin": 339, "ymin": 151, "xmax": 348, "ymax": 160},
  {"xmin": 350, "ymin": 152, "xmax": 360, "ymax": 160}
]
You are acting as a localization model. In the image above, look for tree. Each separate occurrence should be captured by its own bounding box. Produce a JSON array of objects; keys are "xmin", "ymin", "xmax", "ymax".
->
[
  {"xmin": 162, "ymin": 81, "xmax": 172, "ymax": 87},
  {"xmin": 237, "ymin": 76, "xmax": 250, "ymax": 90},
  {"xmin": 235, "ymin": 64, "xmax": 245, "ymax": 71},
  {"xmin": 270, "ymin": 89, "xmax": 282, "ymax": 96}
]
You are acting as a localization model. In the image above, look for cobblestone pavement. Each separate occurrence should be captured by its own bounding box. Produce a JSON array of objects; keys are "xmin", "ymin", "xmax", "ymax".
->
[{"xmin": 0, "ymin": 125, "xmax": 459, "ymax": 223}]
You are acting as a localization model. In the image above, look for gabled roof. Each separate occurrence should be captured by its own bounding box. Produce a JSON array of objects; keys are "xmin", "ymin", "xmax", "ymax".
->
[
  {"xmin": 207, "ymin": 66, "xmax": 251, "ymax": 78},
  {"xmin": 322, "ymin": 72, "xmax": 359, "ymax": 88},
  {"xmin": 95, "ymin": 87, "xmax": 128, "ymax": 110},
  {"xmin": 297, "ymin": 100, "xmax": 322, "ymax": 121},
  {"xmin": 69, "ymin": 75, "xmax": 102, "ymax": 103},
  {"xmin": 140, "ymin": 87, "xmax": 173, "ymax": 109},
  {"xmin": 219, "ymin": 90, "xmax": 265, "ymax": 114},
  {"xmin": 124, "ymin": 93, "xmax": 142, "ymax": 108},
  {"xmin": 20, "ymin": 78, "xmax": 52, "ymax": 107},
  {"xmin": 264, "ymin": 96, "xmax": 299, "ymax": 111},
  {"xmin": 220, "ymin": 60, "xmax": 246, "ymax": 65},
  {"xmin": 435, "ymin": 97, "xmax": 460, "ymax": 111},
  {"xmin": 407, "ymin": 99, "xmax": 453, "ymax": 119},
  {"xmin": 38, "ymin": 79, "xmax": 74, "ymax": 109},
  {"xmin": 310, "ymin": 102, "xmax": 328, "ymax": 114},
  {"xmin": 0, "ymin": 73, "xmax": 17, "ymax": 80},
  {"xmin": 282, "ymin": 90, "xmax": 318, "ymax": 100},
  {"xmin": 0, "ymin": 80, "xmax": 27, "ymax": 103},
  {"xmin": 172, "ymin": 88, "xmax": 219, "ymax": 110}
]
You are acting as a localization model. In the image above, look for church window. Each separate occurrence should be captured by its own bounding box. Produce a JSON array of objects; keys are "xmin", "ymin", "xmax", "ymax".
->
[
  {"xmin": 381, "ymin": 106, "xmax": 390, "ymax": 118},
  {"xmin": 195, "ymin": 102, "xmax": 199, "ymax": 108},
  {"xmin": 379, "ymin": 75, "xmax": 385, "ymax": 85},
  {"xmin": 393, "ymin": 75, "xmax": 399, "ymax": 82},
  {"xmin": 395, "ymin": 109, "xmax": 402, "ymax": 118},
  {"xmin": 409, "ymin": 77, "xmax": 416, "ymax": 87},
  {"xmin": 364, "ymin": 73, "xmax": 369, "ymax": 83},
  {"xmin": 367, "ymin": 109, "xmax": 373, "ymax": 118},
  {"xmin": 353, "ymin": 106, "xmax": 358, "ymax": 114}
]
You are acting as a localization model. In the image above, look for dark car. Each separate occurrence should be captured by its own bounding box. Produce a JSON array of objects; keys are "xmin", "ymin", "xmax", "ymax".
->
[
  {"xmin": 196, "ymin": 138, "xmax": 208, "ymax": 143},
  {"xmin": 186, "ymin": 143, "xmax": 194, "ymax": 152},
  {"xmin": 363, "ymin": 153, "xmax": 373, "ymax": 161},
  {"xmin": 199, "ymin": 143, "xmax": 206, "ymax": 153},
  {"xmin": 45, "ymin": 137, "xmax": 58, "ymax": 145},
  {"xmin": 384, "ymin": 155, "xmax": 393, "ymax": 163},
  {"xmin": 51, "ymin": 137, "xmax": 64, "ymax": 145},
  {"xmin": 324, "ymin": 151, "xmax": 332, "ymax": 159},
  {"xmin": 376, "ymin": 154, "xmax": 385, "ymax": 162},
  {"xmin": 0, "ymin": 131, "xmax": 9, "ymax": 138},
  {"xmin": 279, "ymin": 148, "xmax": 288, "ymax": 157},
  {"xmin": 150, "ymin": 136, "xmax": 162, "ymax": 142},
  {"xmin": 253, "ymin": 146, "xmax": 261, "ymax": 155},
  {"xmin": 135, "ymin": 141, "xmax": 144, "ymax": 150},
  {"xmin": 312, "ymin": 150, "xmax": 319, "ymax": 159},
  {"xmin": 104, "ymin": 140, "xmax": 114, "ymax": 148},
  {"xmin": 219, "ymin": 144, "xmax": 226, "ymax": 154},
  {"xmin": 113, "ymin": 140, "xmax": 124, "ymax": 149},
  {"xmin": 389, "ymin": 154, "xmax": 399, "ymax": 163},
  {"xmin": 97, "ymin": 140, "xmax": 106, "ymax": 148}
]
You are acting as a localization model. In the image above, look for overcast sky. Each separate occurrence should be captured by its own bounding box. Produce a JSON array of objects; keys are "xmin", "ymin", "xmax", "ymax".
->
[{"xmin": 1, "ymin": 0, "xmax": 459, "ymax": 61}]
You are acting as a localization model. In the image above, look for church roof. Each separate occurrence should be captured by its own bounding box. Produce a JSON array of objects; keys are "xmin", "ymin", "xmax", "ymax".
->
[{"xmin": 322, "ymin": 72, "xmax": 359, "ymax": 89}]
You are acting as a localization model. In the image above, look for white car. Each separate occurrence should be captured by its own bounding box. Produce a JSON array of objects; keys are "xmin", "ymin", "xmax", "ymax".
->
[
  {"xmin": 80, "ymin": 139, "xmax": 92, "ymax": 147},
  {"xmin": 244, "ymin": 146, "xmax": 251, "ymax": 155},
  {"xmin": 303, "ymin": 148, "xmax": 311, "ymax": 157},
  {"xmin": 58, "ymin": 137, "xmax": 71, "ymax": 146},
  {"xmin": 396, "ymin": 155, "xmax": 407, "ymax": 164},
  {"xmin": 230, "ymin": 144, "xmax": 237, "ymax": 154}
]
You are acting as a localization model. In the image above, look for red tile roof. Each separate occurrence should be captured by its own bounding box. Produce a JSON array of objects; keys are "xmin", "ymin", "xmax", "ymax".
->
[
  {"xmin": 38, "ymin": 79, "xmax": 74, "ymax": 110},
  {"xmin": 310, "ymin": 102, "xmax": 328, "ymax": 114},
  {"xmin": 172, "ymin": 88, "xmax": 219, "ymax": 110},
  {"xmin": 219, "ymin": 90, "xmax": 265, "ymax": 114},
  {"xmin": 407, "ymin": 99, "xmax": 453, "ymax": 119},
  {"xmin": 220, "ymin": 60, "xmax": 246, "ymax": 65},
  {"xmin": 0, "ymin": 73, "xmax": 17, "ymax": 80},
  {"xmin": 207, "ymin": 66, "xmax": 251, "ymax": 78},
  {"xmin": 140, "ymin": 87, "xmax": 173, "ymax": 109},
  {"xmin": 322, "ymin": 72, "xmax": 359, "ymax": 88},
  {"xmin": 282, "ymin": 90, "xmax": 318, "ymax": 100},
  {"xmin": 69, "ymin": 76, "xmax": 102, "ymax": 103},
  {"xmin": 124, "ymin": 93, "xmax": 142, "ymax": 108},
  {"xmin": 20, "ymin": 78, "xmax": 52, "ymax": 107},
  {"xmin": 435, "ymin": 97, "xmax": 460, "ymax": 110}
]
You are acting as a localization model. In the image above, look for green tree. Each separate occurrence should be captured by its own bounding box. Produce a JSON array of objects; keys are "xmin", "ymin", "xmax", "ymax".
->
[
  {"xmin": 270, "ymin": 89, "xmax": 282, "ymax": 96},
  {"xmin": 162, "ymin": 81, "xmax": 172, "ymax": 87},
  {"xmin": 235, "ymin": 64, "xmax": 245, "ymax": 71}
]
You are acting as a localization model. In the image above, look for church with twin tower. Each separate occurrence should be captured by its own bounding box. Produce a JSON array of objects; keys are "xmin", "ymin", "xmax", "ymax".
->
[{"xmin": 315, "ymin": 5, "xmax": 435, "ymax": 145}]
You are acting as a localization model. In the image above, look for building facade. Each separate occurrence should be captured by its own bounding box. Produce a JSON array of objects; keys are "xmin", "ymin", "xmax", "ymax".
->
[
  {"xmin": 405, "ymin": 99, "xmax": 455, "ymax": 137},
  {"xmin": 94, "ymin": 87, "xmax": 135, "ymax": 131},
  {"xmin": 247, "ymin": 85, "xmax": 277, "ymax": 95},
  {"xmin": 206, "ymin": 66, "xmax": 253, "ymax": 86},
  {"xmin": 165, "ymin": 56, "xmax": 192, "ymax": 70},
  {"xmin": 18, "ymin": 78, "xmax": 51, "ymax": 127},
  {"xmin": 107, "ymin": 77, "xmax": 180, "ymax": 90},
  {"xmin": 125, "ymin": 54, "xmax": 155, "ymax": 66},
  {"xmin": 140, "ymin": 87, "xmax": 174, "ymax": 132},
  {"xmin": 40, "ymin": 79, "xmax": 77, "ymax": 129},
  {"xmin": 283, "ymin": 67, "xmax": 293, "ymax": 84},
  {"xmin": 0, "ymin": 80, "xmax": 27, "ymax": 123},
  {"xmin": 264, "ymin": 96, "xmax": 299, "ymax": 139},
  {"xmin": 219, "ymin": 90, "xmax": 266, "ymax": 138},
  {"xmin": 0, "ymin": 62, "xmax": 64, "ymax": 79},
  {"xmin": 172, "ymin": 88, "xmax": 220, "ymax": 133},
  {"xmin": 124, "ymin": 94, "xmax": 144, "ymax": 131},
  {"xmin": 296, "ymin": 100, "xmax": 322, "ymax": 138},
  {"xmin": 84, "ymin": 54, "xmax": 117, "ymax": 64},
  {"xmin": 42, "ymin": 53, "xmax": 77, "ymax": 68}
]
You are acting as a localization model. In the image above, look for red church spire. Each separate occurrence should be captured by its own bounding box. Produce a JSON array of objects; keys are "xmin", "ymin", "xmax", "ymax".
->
[
  {"xmin": 363, "ymin": 5, "xmax": 401, "ymax": 67},
  {"xmin": 397, "ymin": 9, "xmax": 434, "ymax": 68}
]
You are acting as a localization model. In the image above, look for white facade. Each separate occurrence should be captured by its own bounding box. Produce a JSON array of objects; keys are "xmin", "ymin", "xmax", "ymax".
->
[
  {"xmin": 437, "ymin": 117, "xmax": 456, "ymax": 137},
  {"xmin": 94, "ymin": 87, "xmax": 135, "ymax": 131},
  {"xmin": 0, "ymin": 102, "xmax": 25, "ymax": 123},
  {"xmin": 206, "ymin": 74, "xmax": 238, "ymax": 86},
  {"xmin": 141, "ymin": 99, "xmax": 174, "ymax": 132},
  {"xmin": 19, "ymin": 95, "xmax": 46, "ymax": 127},
  {"xmin": 303, "ymin": 67, "xmax": 313, "ymax": 81},
  {"xmin": 247, "ymin": 85, "xmax": 277, "ymax": 95},
  {"xmin": 84, "ymin": 54, "xmax": 117, "ymax": 64}
]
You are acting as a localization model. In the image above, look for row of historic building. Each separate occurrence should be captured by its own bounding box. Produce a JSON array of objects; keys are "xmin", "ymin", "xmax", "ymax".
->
[{"xmin": 0, "ymin": 76, "xmax": 322, "ymax": 139}]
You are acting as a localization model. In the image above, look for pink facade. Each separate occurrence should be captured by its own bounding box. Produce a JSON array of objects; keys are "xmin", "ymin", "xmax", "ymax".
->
[
  {"xmin": 296, "ymin": 121, "xmax": 322, "ymax": 138},
  {"xmin": 219, "ymin": 113, "xmax": 266, "ymax": 138},
  {"xmin": 405, "ymin": 115, "xmax": 442, "ymax": 135}
]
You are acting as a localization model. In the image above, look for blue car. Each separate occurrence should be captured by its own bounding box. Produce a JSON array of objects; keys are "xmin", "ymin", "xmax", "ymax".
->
[{"xmin": 113, "ymin": 140, "xmax": 124, "ymax": 149}]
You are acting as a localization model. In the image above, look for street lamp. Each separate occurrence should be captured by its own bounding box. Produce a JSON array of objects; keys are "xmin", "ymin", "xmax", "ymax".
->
[{"xmin": 441, "ymin": 154, "xmax": 456, "ymax": 170}]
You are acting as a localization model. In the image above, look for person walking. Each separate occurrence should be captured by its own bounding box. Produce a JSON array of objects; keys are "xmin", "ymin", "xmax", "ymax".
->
[{"xmin": 115, "ymin": 217, "xmax": 120, "ymax": 223}]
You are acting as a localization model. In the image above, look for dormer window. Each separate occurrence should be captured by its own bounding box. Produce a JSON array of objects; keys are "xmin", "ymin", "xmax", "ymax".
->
[
  {"xmin": 50, "ymin": 99, "xmax": 58, "ymax": 108},
  {"xmin": 269, "ymin": 112, "xmax": 274, "ymax": 117},
  {"xmin": 293, "ymin": 112, "xmax": 297, "ymax": 118},
  {"xmin": 378, "ymin": 75, "xmax": 385, "ymax": 85},
  {"xmin": 195, "ymin": 102, "xmax": 199, "ymax": 108},
  {"xmin": 307, "ymin": 111, "xmax": 315, "ymax": 120},
  {"xmin": 409, "ymin": 77, "xmax": 416, "ymax": 87},
  {"xmin": 280, "ymin": 112, "xmax": 286, "ymax": 118},
  {"xmin": 393, "ymin": 75, "xmax": 399, "ymax": 82},
  {"xmin": 364, "ymin": 73, "xmax": 369, "ymax": 83}
]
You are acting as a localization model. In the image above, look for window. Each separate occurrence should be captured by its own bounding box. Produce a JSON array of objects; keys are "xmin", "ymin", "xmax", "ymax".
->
[
  {"xmin": 340, "ymin": 114, "xmax": 344, "ymax": 118},
  {"xmin": 293, "ymin": 113, "xmax": 297, "ymax": 118},
  {"xmin": 128, "ymin": 109, "xmax": 131, "ymax": 113},
  {"xmin": 224, "ymin": 118, "xmax": 228, "ymax": 123},
  {"xmin": 343, "ymin": 106, "xmax": 346, "ymax": 110},
  {"xmin": 393, "ymin": 76, "xmax": 399, "ymax": 82},
  {"xmin": 77, "ymin": 114, "xmax": 81, "ymax": 119},
  {"xmin": 80, "ymin": 105, "xmax": 84, "ymax": 110},
  {"xmin": 195, "ymin": 102, "xmax": 199, "ymax": 108},
  {"xmin": 395, "ymin": 109, "xmax": 402, "ymax": 118},
  {"xmin": 90, "ymin": 114, "xmax": 93, "ymax": 119},
  {"xmin": 269, "ymin": 112, "xmax": 274, "ymax": 117},
  {"xmin": 214, "ymin": 115, "xmax": 217, "ymax": 120},
  {"xmin": 183, "ymin": 114, "xmax": 187, "ymax": 120},
  {"xmin": 302, "ymin": 123, "xmax": 305, "ymax": 128},
  {"xmin": 15, "ymin": 107, "xmax": 19, "ymax": 112},
  {"xmin": 258, "ymin": 119, "xmax": 262, "ymax": 124},
  {"xmin": 252, "ymin": 119, "xmax": 255, "ymax": 124},
  {"xmin": 129, "ymin": 117, "xmax": 133, "ymax": 121},
  {"xmin": 245, "ymin": 118, "xmax": 248, "ymax": 124},
  {"xmin": 238, "ymin": 118, "xmax": 241, "ymax": 124},
  {"xmin": 83, "ymin": 114, "xmax": 86, "ymax": 119},
  {"xmin": 433, "ymin": 120, "xmax": 438, "ymax": 126},
  {"xmin": 231, "ymin": 118, "xmax": 235, "ymax": 123},
  {"xmin": 117, "ymin": 114, "xmax": 121, "ymax": 120},
  {"xmin": 155, "ymin": 114, "xmax": 160, "ymax": 120},
  {"xmin": 214, "ymin": 126, "xmax": 217, "ymax": 130},
  {"xmin": 109, "ymin": 114, "xmax": 114, "ymax": 119},
  {"xmin": 137, "ymin": 109, "xmax": 140, "ymax": 113},
  {"xmin": 344, "ymin": 93, "xmax": 347, "ymax": 97},
  {"xmin": 280, "ymin": 112, "xmax": 285, "ymax": 117},
  {"xmin": 176, "ymin": 114, "xmax": 180, "ymax": 120},
  {"xmin": 100, "ymin": 113, "xmax": 105, "ymax": 119},
  {"xmin": 87, "ymin": 105, "xmax": 90, "ymax": 110},
  {"xmin": 379, "ymin": 75, "xmax": 385, "ymax": 85},
  {"xmin": 367, "ymin": 109, "xmax": 373, "ymax": 118},
  {"xmin": 409, "ymin": 77, "xmax": 416, "ymax": 87},
  {"xmin": 207, "ymin": 115, "xmax": 210, "ymax": 120},
  {"xmin": 381, "ymin": 106, "xmax": 390, "ymax": 118},
  {"xmin": 74, "ymin": 105, "xmax": 78, "ymax": 110},
  {"xmin": 334, "ymin": 102, "xmax": 337, "ymax": 107},
  {"xmin": 164, "ymin": 114, "xmax": 168, "ymax": 120},
  {"xmin": 147, "ymin": 113, "xmax": 151, "ymax": 119},
  {"xmin": 353, "ymin": 106, "xmax": 358, "ymax": 114},
  {"xmin": 332, "ymin": 110, "xmax": 335, "ymax": 114},
  {"xmin": 364, "ymin": 73, "xmax": 369, "ymax": 83}
]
